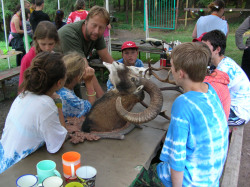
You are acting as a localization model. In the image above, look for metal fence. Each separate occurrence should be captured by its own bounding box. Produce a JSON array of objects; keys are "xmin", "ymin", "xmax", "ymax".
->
[{"xmin": 146, "ymin": 0, "xmax": 176, "ymax": 30}]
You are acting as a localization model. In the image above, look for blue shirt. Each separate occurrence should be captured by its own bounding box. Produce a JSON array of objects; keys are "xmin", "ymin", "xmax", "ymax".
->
[
  {"xmin": 57, "ymin": 87, "xmax": 92, "ymax": 118},
  {"xmin": 217, "ymin": 56, "xmax": 250, "ymax": 122},
  {"xmin": 197, "ymin": 15, "xmax": 228, "ymax": 37},
  {"xmin": 157, "ymin": 84, "xmax": 229, "ymax": 186},
  {"xmin": 106, "ymin": 58, "xmax": 144, "ymax": 90}
]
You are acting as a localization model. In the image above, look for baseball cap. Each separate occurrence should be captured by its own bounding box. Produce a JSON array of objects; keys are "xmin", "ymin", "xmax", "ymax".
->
[
  {"xmin": 121, "ymin": 41, "xmax": 138, "ymax": 51},
  {"xmin": 192, "ymin": 32, "xmax": 207, "ymax": 42}
]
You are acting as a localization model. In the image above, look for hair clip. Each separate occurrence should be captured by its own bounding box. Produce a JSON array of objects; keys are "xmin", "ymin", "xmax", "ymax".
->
[
  {"xmin": 214, "ymin": 5, "xmax": 219, "ymax": 9},
  {"xmin": 57, "ymin": 10, "xmax": 61, "ymax": 14}
]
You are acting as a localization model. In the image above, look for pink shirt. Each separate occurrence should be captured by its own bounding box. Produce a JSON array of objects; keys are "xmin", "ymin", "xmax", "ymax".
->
[
  {"xmin": 66, "ymin": 10, "xmax": 88, "ymax": 24},
  {"xmin": 19, "ymin": 47, "xmax": 36, "ymax": 86},
  {"xmin": 204, "ymin": 69, "xmax": 231, "ymax": 120},
  {"xmin": 10, "ymin": 14, "xmax": 22, "ymax": 33}
]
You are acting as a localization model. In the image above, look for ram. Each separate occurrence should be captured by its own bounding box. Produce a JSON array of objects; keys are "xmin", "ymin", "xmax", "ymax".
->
[{"xmin": 81, "ymin": 61, "xmax": 163, "ymax": 139}]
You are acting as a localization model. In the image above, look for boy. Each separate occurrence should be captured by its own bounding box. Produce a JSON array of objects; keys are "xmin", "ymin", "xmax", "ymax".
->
[
  {"xmin": 134, "ymin": 42, "xmax": 229, "ymax": 186},
  {"xmin": 107, "ymin": 41, "xmax": 144, "ymax": 90},
  {"xmin": 202, "ymin": 30, "xmax": 250, "ymax": 125},
  {"xmin": 30, "ymin": 0, "xmax": 50, "ymax": 32}
]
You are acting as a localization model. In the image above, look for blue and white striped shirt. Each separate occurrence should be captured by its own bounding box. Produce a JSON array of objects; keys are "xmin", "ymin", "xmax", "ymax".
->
[{"xmin": 157, "ymin": 84, "xmax": 229, "ymax": 186}]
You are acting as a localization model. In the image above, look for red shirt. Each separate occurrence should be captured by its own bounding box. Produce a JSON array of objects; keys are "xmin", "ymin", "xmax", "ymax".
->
[
  {"xmin": 204, "ymin": 69, "xmax": 231, "ymax": 120},
  {"xmin": 19, "ymin": 47, "xmax": 36, "ymax": 86},
  {"xmin": 66, "ymin": 10, "xmax": 88, "ymax": 24}
]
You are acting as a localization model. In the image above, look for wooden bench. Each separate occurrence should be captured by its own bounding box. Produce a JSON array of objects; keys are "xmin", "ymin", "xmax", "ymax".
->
[
  {"xmin": 0, "ymin": 66, "xmax": 20, "ymax": 99},
  {"xmin": 220, "ymin": 125, "xmax": 245, "ymax": 186}
]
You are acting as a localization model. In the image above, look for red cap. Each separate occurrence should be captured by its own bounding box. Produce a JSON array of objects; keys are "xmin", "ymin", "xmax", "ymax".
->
[
  {"xmin": 121, "ymin": 41, "xmax": 138, "ymax": 51},
  {"xmin": 192, "ymin": 32, "xmax": 207, "ymax": 42}
]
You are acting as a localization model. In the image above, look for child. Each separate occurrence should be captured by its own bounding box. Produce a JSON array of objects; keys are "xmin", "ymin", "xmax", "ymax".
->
[
  {"xmin": 54, "ymin": 9, "xmax": 66, "ymax": 30},
  {"xmin": 134, "ymin": 42, "xmax": 229, "ymax": 186},
  {"xmin": 19, "ymin": 21, "xmax": 59, "ymax": 86},
  {"xmin": 29, "ymin": 0, "xmax": 50, "ymax": 32},
  {"xmin": 202, "ymin": 30, "xmax": 250, "ymax": 125},
  {"xmin": 57, "ymin": 52, "xmax": 96, "ymax": 119},
  {"xmin": 66, "ymin": 0, "xmax": 88, "ymax": 24},
  {"xmin": 0, "ymin": 52, "xmax": 67, "ymax": 174},
  {"xmin": 107, "ymin": 41, "xmax": 144, "ymax": 90},
  {"xmin": 193, "ymin": 33, "xmax": 231, "ymax": 120}
]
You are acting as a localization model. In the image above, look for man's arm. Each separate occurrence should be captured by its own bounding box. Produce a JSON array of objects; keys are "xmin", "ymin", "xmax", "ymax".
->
[
  {"xmin": 235, "ymin": 17, "xmax": 250, "ymax": 50},
  {"xmin": 97, "ymin": 48, "xmax": 114, "ymax": 64},
  {"xmin": 171, "ymin": 168, "xmax": 184, "ymax": 187}
]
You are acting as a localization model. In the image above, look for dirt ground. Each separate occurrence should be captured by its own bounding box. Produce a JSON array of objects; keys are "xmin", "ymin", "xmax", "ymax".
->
[{"xmin": 0, "ymin": 29, "xmax": 249, "ymax": 186}]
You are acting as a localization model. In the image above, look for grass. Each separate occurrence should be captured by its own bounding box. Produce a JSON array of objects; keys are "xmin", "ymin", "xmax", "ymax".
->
[{"xmin": 0, "ymin": 16, "xmax": 245, "ymax": 71}]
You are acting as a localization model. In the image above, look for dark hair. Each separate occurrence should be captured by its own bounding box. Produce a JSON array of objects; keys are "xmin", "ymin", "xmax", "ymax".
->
[
  {"xmin": 14, "ymin": 5, "xmax": 21, "ymax": 14},
  {"xmin": 35, "ymin": 0, "xmax": 44, "ymax": 6},
  {"xmin": 33, "ymin": 21, "xmax": 60, "ymax": 53},
  {"xmin": 75, "ymin": 0, "xmax": 85, "ymax": 11},
  {"xmin": 208, "ymin": 0, "xmax": 225, "ymax": 12},
  {"xmin": 86, "ymin": 6, "xmax": 110, "ymax": 25},
  {"xmin": 25, "ymin": 8, "xmax": 30, "ymax": 19},
  {"xmin": 202, "ymin": 30, "xmax": 226, "ymax": 56},
  {"xmin": 20, "ymin": 52, "xmax": 66, "ymax": 95},
  {"xmin": 55, "ymin": 9, "xmax": 64, "ymax": 30}
]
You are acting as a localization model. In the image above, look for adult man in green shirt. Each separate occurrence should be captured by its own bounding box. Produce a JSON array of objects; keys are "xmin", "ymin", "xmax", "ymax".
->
[{"xmin": 58, "ymin": 6, "xmax": 114, "ymax": 98}]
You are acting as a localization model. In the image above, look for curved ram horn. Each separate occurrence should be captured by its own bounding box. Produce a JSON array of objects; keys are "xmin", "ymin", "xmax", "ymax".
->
[{"xmin": 115, "ymin": 78, "xmax": 163, "ymax": 124}]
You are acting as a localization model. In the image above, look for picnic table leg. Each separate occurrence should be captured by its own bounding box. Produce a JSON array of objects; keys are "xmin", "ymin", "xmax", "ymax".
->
[{"xmin": 1, "ymin": 81, "xmax": 6, "ymax": 100}]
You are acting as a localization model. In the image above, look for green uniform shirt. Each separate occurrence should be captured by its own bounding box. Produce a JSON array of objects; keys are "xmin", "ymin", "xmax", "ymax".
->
[{"xmin": 58, "ymin": 20, "xmax": 106, "ymax": 58}]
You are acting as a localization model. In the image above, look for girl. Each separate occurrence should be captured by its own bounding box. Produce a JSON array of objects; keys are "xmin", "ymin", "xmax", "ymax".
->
[
  {"xmin": 0, "ymin": 52, "xmax": 67, "ymax": 174},
  {"xmin": 66, "ymin": 0, "xmax": 88, "ymax": 24},
  {"xmin": 192, "ymin": 0, "xmax": 229, "ymax": 39},
  {"xmin": 57, "ymin": 52, "xmax": 96, "ymax": 119},
  {"xmin": 19, "ymin": 21, "xmax": 59, "ymax": 86},
  {"xmin": 54, "ymin": 9, "xmax": 66, "ymax": 30},
  {"xmin": 9, "ymin": 5, "xmax": 26, "ymax": 66}
]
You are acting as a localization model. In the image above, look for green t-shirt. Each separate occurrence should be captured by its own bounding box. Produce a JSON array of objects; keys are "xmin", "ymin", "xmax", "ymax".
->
[{"xmin": 58, "ymin": 20, "xmax": 106, "ymax": 58}]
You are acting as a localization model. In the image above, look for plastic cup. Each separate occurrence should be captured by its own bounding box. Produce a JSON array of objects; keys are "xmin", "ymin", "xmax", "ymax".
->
[{"xmin": 62, "ymin": 151, "xmax": 81, "ymax": 180}]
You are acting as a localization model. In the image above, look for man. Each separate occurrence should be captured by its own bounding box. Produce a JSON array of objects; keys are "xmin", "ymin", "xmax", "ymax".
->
[
  {"xmin": 106, "ymin": 41, "xmax": 144, "ymax": 90},
  {"xmin": 30, "ymin": 0, "xmax": 50, "ymax": 32},
  {"xmin": 134, "ymin": 42, "xmax": 229, "ymax": 186},
  {"xmin": 235, "ymin": 16, "xmax": 250, "ymax": 80},
  {"xmin": 58, "ymin": 5, "xmax": 114, "ymax": 98},
  {"xmin": 202, "ymin": 30, "xmax": 250, "ymax": 125}
]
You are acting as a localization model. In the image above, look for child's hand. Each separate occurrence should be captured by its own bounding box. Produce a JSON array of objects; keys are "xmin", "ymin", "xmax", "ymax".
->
[
  {"xmin": 51, "ymin": 92, "xmax": 60, "ymax": 100},
  {"xmin": 82, "ymin": 67, "xmax": 95, "ymax": 83}
]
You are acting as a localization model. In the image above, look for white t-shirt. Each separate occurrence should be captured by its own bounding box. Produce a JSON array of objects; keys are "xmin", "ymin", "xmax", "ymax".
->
[
  {"xmin": 217, "ymin": 57, "xmax": 250, "ymax": 122},
  {"xmin": 0, "ymin": 92, "xmax": 67, "ymax": 173}
]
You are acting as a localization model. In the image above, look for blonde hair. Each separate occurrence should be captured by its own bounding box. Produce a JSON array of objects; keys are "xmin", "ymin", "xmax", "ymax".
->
[
  {"xmin": 86, "ymin": 6, "xmax": 110, "ymax": 25},
  {"xmin": 171, "ymin": 42, "xmax": 211, "ymax": 82},
  {"xmin": 63, "ymin": 52, "xmax": 87, "ymax": 85}
]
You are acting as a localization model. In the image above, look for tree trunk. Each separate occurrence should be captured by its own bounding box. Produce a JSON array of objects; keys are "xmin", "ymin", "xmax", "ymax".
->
[
  {"xmin": 124, "ymin": 0, "xmax": 126, "ymax": 11},
  {"xmin": 118, "ymin": 0, "xmax": 121, "ymax": 11},
  {"xmin": 242, "ymin": 0, "xmax": 250, "ymax": 17},
  {"xmin": 126, "ymin": 0, "xmax": 129, "ymax": 23},
  {"xmin": 136, "ymin": 0, "xmax": 139, "ymax": 10},
  {"xmin": 140, "ymin": 0, "xmax": 144, "ymax": 12}
]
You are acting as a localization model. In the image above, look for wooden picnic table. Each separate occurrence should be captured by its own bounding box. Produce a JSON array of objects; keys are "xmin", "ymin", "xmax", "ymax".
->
[
  {"xmin": 0, "ymin": 61, "xmax": 244, "ymax": 186},
  {"xmin": 0, "ymin": 66, "xmax": 20, "ymax": 99},
  {"xmin": 0, "ymin": 61, "xmax": 178, "ymax": 186},
  {"xmin": 0, "ymin": 51, "xmax": 23, "ymax": 59}
]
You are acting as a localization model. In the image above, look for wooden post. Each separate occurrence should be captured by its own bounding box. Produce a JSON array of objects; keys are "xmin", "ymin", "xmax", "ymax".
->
[
  {"xmin": 185, "ymin": 0, "xmax": 188, "ymax": 27},
  {"xmin": 175, "ymin": 0, "xmax": 179, "ymax": 29},
  {"xmin": 132, "ymin": 0, "xmax": 133, "ymax": 28}
]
